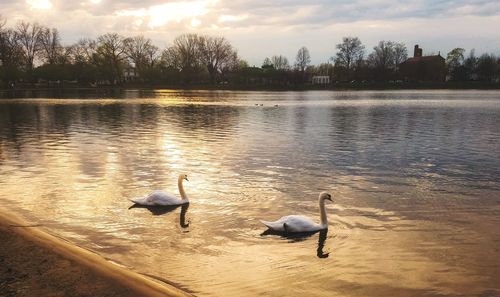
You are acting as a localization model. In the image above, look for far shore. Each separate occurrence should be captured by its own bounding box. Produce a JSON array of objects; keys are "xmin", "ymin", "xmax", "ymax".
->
[
  {"xmin": 0, "ymin": 208, "xmax": 192, "ymax": 297},
  {"xmin": 1, "ymin": 81, "xmax": 500, "ymax": 94}
]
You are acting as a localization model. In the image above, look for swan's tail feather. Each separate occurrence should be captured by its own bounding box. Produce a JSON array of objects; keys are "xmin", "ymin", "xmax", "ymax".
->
[
  {"xmin": 260, "ymin": 220, "xmax": 288, "ymax": 232},
  {"xmin": 260, "ymin": 220, "xmax": 273, "ymax": 229},
  {"xmin": 130, "ymin": 196, "xmax": 147, "ymax": 205},
  {"xmin": 260, "ymin": 220, "xmax": 283, "ymax": 230}
]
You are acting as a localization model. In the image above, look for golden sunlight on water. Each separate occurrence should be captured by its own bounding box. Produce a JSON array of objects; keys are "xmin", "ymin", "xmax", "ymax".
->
[{"xmin": 0, "ymin": 90, "xmax": 499, "ymax": 296}]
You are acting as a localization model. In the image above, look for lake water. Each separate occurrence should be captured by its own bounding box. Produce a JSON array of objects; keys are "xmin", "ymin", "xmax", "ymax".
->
[{"xmin": 0, "ymin": 90, "xmax": 499, "ymax": 296}]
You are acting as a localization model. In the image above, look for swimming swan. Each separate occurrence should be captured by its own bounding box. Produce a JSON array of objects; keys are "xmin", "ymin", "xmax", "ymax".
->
[
  {"xmin": 130, "ymin": 174, "xmax": 189, "ymax": 206},
  {"xmin": 260, "ymin": 192, "xmax": 333, "ymax": 233}
]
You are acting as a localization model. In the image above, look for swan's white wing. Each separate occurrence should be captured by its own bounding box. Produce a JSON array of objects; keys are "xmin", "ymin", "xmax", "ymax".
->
[
  {"xmin": 131, "ymin": 191, "xmax": 186, "ymax": 206},
  {"xmin": 261, "ymin": 215, "xmax": 323, "ymax": 233},
  {"xmin": 281, "ymin": 215, "xmax": 322, "ymax": 232}
]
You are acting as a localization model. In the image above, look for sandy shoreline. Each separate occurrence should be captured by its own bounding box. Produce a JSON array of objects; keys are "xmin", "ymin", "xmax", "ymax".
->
[{"xmin": 0, "ymin": 209, "xmax": 192, "ymax": 297}]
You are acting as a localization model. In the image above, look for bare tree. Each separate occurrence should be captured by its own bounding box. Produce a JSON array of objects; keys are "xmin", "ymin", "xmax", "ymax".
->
[
  {"xmin": 0, "ymin": 15, "xmax": 6, "ymax": 32},
  {"xmin": 315, "ymin": 63, "xmax": 334, "ymax": 76},
  {"xmin": 71, "ymin": 38, "xmax": 98, "ymax": 64},
  {"xmin": 0, "ymin": 16, "xmax": 14, "ymax": 64},
  {"xmin": 96, "ymin": 33, "xmax": 126, "ymax": 83},
  {"xmin": 295, "ymin": 46, "xmax": 311, "ymax": 72},
  {"xmin": 393, "ymin": 42, "xmax": 407, "ymax": 70},
  {"xmin": 165, "ymin": 33, "xmax": 202, "ymax": 82},
  {"xmin": 0, "ymin": 27, "xmax": 23, "ymax": 78},
  {"xmin": 219, "ymin": 51, "xmax": 239, "ymax": 82},
  {"xmin": 175, "ymin": 33, "xmax": 200, "ymax": 70},
  {"xmin": 59, "ymin": 46, "xmax": 73, "ymax": 64},
  {"xmin": 334, "ymin": 37, "xmax": 365, "ymax": 72},
  {"xmin": 144, "ymin": 43, "xmax": 159, "ymax": 68},
  {"xmin": 477, "ymin": 53, "xmax": 497, "ymax": 82},
  {"xmin": 123, "ymin": 36, "xmax": 158, "ymax": 67},
  {"xmin": 39, "ymin": 27, "xmax": 63, "ymax": 64},
  {"xmin": 464, "ymin": 49, "xmax": 478, "ymax": 80},
  {"xmin": 15, "ymin": 21, "xmax": 44, "ymax": 72},
  {"xmin": 123, "ymin": 35, "xmax": 159, "ymax": 79},
  {"xmin": 262, "ymin": 57, "xmax": 273, "ymax": 68},
  {"xmin": 198, "ymin": 36, "xmax": 235, "ymax": 84},
  {"xmin": 271, "ymin": 55, "xmax": 289, "ymax": 70},
  {"xmin": 65, "ymin": 39, "xmax": 100, "ymax": 83},
  {"xmin": 368, "ymin": 40, "xmax": 395, "ymax": 70},
  {"xmin": 161, "ymin": 46, "xmax": 180, "ymax": 69}
]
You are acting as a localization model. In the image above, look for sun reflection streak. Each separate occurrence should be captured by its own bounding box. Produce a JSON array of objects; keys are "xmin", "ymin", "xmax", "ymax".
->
[{"xmin": 162, "ymin": 142, "xmax": 184, "ymax": 170}]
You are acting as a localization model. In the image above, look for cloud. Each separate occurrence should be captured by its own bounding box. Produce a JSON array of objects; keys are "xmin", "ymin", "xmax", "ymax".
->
[
  {"xmin": 215, "ymin": 0, "xmax": 500, "ymax": 26},
  {"xmin": 115, "ymin": 1, "xmax": 211, "ymax": 29},
  {"xmin": 26, "ymin": 0, "xmax": 53, "ymax": 10},
  {"xmin": 4, "ymin": 0, "xmax": 499, "ymax": 27}
]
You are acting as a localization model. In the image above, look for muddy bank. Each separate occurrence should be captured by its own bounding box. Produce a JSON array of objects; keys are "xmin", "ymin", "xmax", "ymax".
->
[{"xmin": 0, "ymin": 209, "xmax": 191, "ymax": 297}]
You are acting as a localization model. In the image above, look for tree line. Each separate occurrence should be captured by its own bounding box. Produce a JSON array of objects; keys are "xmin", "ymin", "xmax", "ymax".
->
[
  {"xmin": 0, "ymin": 19, "xmax": 241, "ymax": 86},
  {"xmin": 1, "ymin": 18, "xmax": 499, "ymax": 88}
]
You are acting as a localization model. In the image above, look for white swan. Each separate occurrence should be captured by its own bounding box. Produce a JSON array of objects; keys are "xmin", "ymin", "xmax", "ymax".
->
[
  {"xmin": 260, "ymin": 192, "xmax": 333, "ymax": 233},
  {"xmin": 130, "ymin": 174, "xmax": 189, "ymax": 206}
]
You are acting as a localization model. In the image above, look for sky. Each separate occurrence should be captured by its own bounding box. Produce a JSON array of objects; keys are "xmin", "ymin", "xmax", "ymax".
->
[{"xmin": 1, "ymin": 0, "xmax": 500, "ymax": 66}]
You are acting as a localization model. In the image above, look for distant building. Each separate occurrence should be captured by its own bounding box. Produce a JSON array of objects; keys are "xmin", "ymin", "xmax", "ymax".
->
[
  {"xmin": 123, "ymin": 66, "xmax": 138, "ymax": 80},
  {"xmin": 312, "ymin": 76, "xmax": 330, "ymax": 84},
  {"xmin": 399, "ymin": 45, "xmax": 446, "ymax": 82}
]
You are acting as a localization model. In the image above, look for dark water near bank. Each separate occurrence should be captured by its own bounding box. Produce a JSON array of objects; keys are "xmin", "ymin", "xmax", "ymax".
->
[{"xmin": 0, "ymin": 90, "xmax": 499, "ymax": 296}]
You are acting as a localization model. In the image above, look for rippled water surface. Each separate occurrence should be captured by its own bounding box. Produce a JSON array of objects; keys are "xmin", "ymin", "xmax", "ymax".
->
[{"xmin": 1, "ymin": 90, "xmax": 499, "ymax": 296}]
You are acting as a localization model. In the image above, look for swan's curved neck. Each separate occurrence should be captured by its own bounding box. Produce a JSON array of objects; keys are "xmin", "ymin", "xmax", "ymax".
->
[
  {"xmin": 178, "ymin": 178, "xmax": 188, "ymax": 201},
  {"xmin": 319, "ymin": 198, "xmax": 328, "ymax": 227}
]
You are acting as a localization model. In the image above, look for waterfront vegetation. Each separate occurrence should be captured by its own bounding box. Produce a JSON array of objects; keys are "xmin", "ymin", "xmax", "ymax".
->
[{"xmin": 1, "ymin": 18, "xmax": 499, "ymax": 90}]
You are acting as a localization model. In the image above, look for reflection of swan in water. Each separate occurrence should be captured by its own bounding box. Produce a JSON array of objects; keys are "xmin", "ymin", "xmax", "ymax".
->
[
  {"xmin": 129, "ymin": 203, "xmax": 179, "ymax": 215},
  {"xmin": 261, "ymin": 228, "xmax": 330, "ymax": 258},
  {"xmin": 316, "ymin": 229, "xmax": 329, "ymax": 258},
  {"xmin": 260, "ymin": 192, "xmax": 333, "ymax": 233},
  {"xmin": 128, "ymin": 204, "xmax": 190, "ymax": 228},
  {"xmin": 179, "ymin": 203, "xmax": 190, "ymax": 228},
  {"xmin": 130, "ymin": 174, "xmax": 189, "ymax": 206}
]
